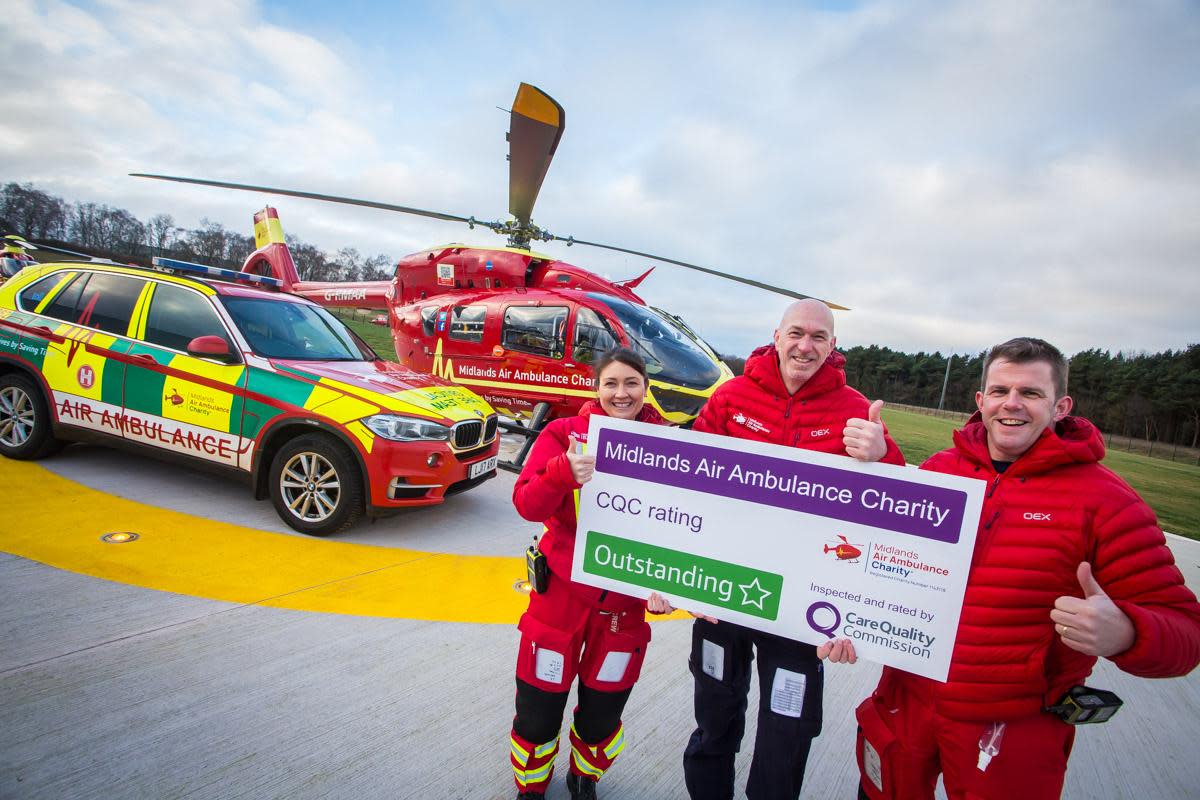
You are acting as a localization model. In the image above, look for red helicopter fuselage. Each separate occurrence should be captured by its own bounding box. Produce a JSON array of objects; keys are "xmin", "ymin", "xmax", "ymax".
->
[{"xmin": 241, "ymin": 207, "xmax": 732, "ymax": 423}]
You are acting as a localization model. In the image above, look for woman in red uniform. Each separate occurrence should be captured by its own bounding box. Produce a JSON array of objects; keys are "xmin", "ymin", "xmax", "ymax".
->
[{"xmin": 508, "ymin": 347, "xmax": 670, "ymax": 800}]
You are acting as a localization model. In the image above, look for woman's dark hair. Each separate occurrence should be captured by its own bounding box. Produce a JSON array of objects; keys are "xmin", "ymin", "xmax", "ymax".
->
[{"xmin": 593, "ymin": 347, "xmax": 647, "ymax": 385}]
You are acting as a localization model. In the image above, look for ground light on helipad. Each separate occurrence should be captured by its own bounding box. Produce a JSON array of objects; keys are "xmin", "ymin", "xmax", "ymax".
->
[
  {"xmin": 101, "ymin": 532, "xmax": 139, "ymax": 543},
  {"xmin": 0, "ymin": 458, "xmax": 690, "ymax": 623}
]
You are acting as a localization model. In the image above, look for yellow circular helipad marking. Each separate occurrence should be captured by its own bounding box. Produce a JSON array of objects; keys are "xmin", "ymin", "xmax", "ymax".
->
[{"xmin": 1, "ymin": 458, "xmax": 690, "ymax": 623}]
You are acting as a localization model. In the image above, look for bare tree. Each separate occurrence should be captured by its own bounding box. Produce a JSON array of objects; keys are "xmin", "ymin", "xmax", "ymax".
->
[{"xmin": 146, "ymin": 213, "xmax": 177, "ymax": 254}]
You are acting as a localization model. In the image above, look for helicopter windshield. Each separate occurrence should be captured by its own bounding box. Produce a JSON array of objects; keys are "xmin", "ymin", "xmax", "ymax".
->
[{"xmin": 590, "ymin": 294, "xmax": 721, "ymax": 389}]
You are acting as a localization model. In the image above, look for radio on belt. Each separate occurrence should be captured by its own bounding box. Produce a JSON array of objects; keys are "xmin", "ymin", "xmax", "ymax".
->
[
  {"xmin": 1045, "ymin": 685, "xmax": 1123, "ymax": 725},
  {"xmin": 526, "ymin": 535, "xmax": 548, "ymax": 594}
]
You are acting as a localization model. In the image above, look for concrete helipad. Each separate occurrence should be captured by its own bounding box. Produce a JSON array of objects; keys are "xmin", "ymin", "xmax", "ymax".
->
[{"xmin": 1, "ymin": 445, "xmax": 1198, "ymax": 799}]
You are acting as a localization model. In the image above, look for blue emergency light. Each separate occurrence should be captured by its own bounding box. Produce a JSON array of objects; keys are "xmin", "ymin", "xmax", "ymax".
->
[{"xmin": 152, "ymin": 256, "xmax": 283, "ymax": 288}]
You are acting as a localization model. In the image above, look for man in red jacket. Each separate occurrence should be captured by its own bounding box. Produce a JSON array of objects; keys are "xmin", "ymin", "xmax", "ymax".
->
[
  {"xmin": 684, "ymin": 299, "xmax": 905, "ymax": 800},
  {"xmin": 854, "ymin": 337, "xmax": 1200, "ymax": 800}
]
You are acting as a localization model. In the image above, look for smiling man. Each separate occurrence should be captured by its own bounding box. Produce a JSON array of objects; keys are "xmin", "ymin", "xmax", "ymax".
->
[
  {"xmin": 682, "ymin": 299, "xmax": 904, "ymax": 800},
  {"xmin": 853, "ymin": 337, "xmax": 1200, "ymax": 800}
]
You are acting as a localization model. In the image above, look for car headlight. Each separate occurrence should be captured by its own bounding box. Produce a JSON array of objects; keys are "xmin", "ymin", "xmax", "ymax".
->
[{"xmin": 363, "ymin": 414, "xmax": 451, "ymax": 442}]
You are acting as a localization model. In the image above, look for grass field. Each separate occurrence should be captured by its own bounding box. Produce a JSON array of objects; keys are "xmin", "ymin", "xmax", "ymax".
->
[
  {"xmin": 337, "ymin": 309, "xmax": 394, "ymax": 355},
  {"xmin": 336, "ymin": 311, "xmax": 1200, "ymax": 541},
  {"xmin": 883, "ymin": 408, "xmax": 1200, "ymax": 541}
]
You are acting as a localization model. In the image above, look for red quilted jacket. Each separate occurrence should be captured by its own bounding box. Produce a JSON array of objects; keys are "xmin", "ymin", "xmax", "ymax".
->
[
  {"xmin": 512, "ymin": 399, "xmax": 666, "ymax": 604},
  {"xmin": 911, "ymin": 413, "xmax": 1200, "ymax": 720},
  {"xmin": 693, "ymin": 344, "xmax": 905, "ymax": 465}
]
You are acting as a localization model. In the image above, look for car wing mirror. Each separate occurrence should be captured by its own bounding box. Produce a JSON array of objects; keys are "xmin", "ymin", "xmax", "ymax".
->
[{"xmin": 187, "ymin": 335, "xmax": 240, "ymax": 364}]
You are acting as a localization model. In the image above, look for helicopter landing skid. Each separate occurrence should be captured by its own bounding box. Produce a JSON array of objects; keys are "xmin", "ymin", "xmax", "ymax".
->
[{"xmin": 498, "ymin": 402, "xmax": 552, "ymax": 473}]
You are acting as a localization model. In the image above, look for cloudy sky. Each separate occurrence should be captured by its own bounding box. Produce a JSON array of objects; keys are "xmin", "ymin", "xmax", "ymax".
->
[{"xmin": 2, "ymin": 0, "xmax": 1197, "ymax": 359}]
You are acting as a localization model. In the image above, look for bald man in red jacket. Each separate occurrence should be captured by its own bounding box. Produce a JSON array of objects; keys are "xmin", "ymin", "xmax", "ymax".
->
[{"xmin": 683, "ymin": 299, "xmax": 905, "ymax": 800}]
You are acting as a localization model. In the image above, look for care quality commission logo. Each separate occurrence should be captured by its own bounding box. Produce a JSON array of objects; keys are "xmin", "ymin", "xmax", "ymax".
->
[{"xmin": 806, "ymin": 601, "xmax": 841, "ymax": 638}]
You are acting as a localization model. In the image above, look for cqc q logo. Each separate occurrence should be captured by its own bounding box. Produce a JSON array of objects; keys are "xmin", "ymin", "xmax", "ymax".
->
[{"xmin": 807, "ymin": 601, "xmax": 841, "ymax": 638}]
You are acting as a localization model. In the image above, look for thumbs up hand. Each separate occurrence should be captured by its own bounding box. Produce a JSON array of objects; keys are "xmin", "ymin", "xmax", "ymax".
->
[
  {"xmin": 844, "ymin": 399, "xmax": 887, "ymax": 462},
  {"xmin": 566, "ymin": 434, "xmax": 596, "ymax": 485},
  {"xmin": 1050, "ymin": 562, "xmax": 1136, "ymax": 657}
]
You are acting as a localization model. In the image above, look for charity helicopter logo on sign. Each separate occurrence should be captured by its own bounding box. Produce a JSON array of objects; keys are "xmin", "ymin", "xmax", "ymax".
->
[
  {"xmin": 573, "ymin": 415, "xmax": 986, "ymax": 681},
  {"xmin": 824, "ymin": 535, "xmax": 863, "ymax": 563}
]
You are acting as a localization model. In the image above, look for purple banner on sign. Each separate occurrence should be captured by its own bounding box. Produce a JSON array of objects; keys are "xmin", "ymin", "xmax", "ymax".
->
[{"xmin": 596, "ymin": 427, "xmax": 966, "ymax": 543}]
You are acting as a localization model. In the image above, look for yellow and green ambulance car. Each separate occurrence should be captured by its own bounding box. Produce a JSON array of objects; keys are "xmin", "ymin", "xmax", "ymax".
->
[{"xmin": 0, "ymin": 258, "xmax": 500, "ymax": 535}]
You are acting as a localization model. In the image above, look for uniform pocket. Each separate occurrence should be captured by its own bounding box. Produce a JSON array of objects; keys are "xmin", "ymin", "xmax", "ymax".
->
[
  {"xmin": 856, "ymin": 695, "xmax": 899, "ymax": 800},
  {"xmin": 517, "ymin": 612, "xmax": 577, "ymax": 691},
  {"xmin": 580, "ymin": 616, "xmax": 651, "ymax": 691}
]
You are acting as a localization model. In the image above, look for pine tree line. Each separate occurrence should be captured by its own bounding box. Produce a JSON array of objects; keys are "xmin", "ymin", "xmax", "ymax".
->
[{"xmin": 841, "ymin": 345, "xmax": 1200, "ymax": 448}]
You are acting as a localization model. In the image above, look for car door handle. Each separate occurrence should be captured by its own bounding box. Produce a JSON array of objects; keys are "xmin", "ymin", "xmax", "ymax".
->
[{"xmin": 129, "ymin": 353, "xmax": 157, "ymax": 366}]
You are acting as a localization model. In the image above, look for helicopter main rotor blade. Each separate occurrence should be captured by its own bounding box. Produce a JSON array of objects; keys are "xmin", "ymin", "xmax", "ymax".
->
[
  {"xmin": 131, "ymin": 174, "xmax": 491, "ymax": 229},
  {"xmin": 28, "ymin": 241, "xmax": 102, "ymax": 260},
  {"xmin": 548, "ymin": 234, "xmax": 850, "ymax": 310},
  {"xmin": 508, "ymin": 83, "xmax": 565, "ymax": 228}
]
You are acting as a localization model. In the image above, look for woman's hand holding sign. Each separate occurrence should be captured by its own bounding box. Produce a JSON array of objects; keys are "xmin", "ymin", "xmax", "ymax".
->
[{"xmin": 817, "ymin": 638, "xmax": 858, "ymax": 664}]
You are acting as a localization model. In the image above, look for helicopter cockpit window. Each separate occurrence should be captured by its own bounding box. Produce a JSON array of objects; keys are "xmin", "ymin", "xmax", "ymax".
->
[
  {"xmin": 572, "ymin": 307, "xmax": 618, "ymax": 364},
  {"xmin": 449, "ymin": 305, "xmax": 486, "ymax": 343},
  {"xmin": 420, "ymin": 306, "xmax": 437, "ymax": 337},
  {"xmin": 502, "ymin": 305, "xmax": 568, "ymax": 359},
  {"xmin": 590, "ymin": 293, "xmax": 721, "ymax": 390}
]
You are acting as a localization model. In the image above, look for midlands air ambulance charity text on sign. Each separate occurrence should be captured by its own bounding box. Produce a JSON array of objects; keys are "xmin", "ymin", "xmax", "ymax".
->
[{"xmin": 572, "ymin": 416, "xmax": 985, "ymax": 681}]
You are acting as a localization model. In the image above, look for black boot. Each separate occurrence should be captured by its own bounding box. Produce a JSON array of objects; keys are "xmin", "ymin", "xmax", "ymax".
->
[
  {"xmin": 566, "ymin": 772, "xmax": 598, "ymax": 800},
  {"xmin": 516, "ymin": 792, "xmax": 543, "ymax": 800}
]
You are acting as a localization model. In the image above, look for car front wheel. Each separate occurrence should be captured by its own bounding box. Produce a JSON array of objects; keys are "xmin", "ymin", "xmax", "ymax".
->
[
  {"xmin": 268, "ymin": 433, "xmax": 364, "ymax": 536},
  {"xmin": 0, "ymin": 373, "xmax": 60, "ymax": 460}
]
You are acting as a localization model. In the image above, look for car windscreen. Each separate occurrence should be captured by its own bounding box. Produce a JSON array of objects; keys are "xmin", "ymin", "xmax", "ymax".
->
[
  {"xmin": 220, "ymin": 296, "xmax": 375, "ymax": 361},
  {"xmin": 590, "ymin": 294, "xmax": 721, "ymax": 389}
]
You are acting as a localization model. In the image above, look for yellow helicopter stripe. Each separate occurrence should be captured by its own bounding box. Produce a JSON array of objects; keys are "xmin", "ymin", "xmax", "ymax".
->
[
  {"xmin": 424, "ymin": 243, "xmax": 554, "ymax": 260},
  {"xmin": 452, "ymin": 376, "xmax": 596, "ymax": 399},
  {"xmin": 254, "ymin": 214, "xmax": 286, "ymax": 248}
]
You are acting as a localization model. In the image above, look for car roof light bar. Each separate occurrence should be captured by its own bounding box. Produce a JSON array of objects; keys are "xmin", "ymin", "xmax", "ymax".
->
[{"xmin": 152, "ymin": 256, "xmax": 283, "ymax": 288}]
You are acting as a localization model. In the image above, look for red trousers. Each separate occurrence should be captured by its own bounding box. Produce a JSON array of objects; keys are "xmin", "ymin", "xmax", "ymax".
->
[
  {"xmin": 510, "ymin": 573, "xmax": 651, "ymax": 793},
  {"xmin": 856, "ymin": 670, "xmax": 1075, "ymax": 800},
  {"xmin": 514, "ymin": 572, "xmax": 651, "ymax": 694}
]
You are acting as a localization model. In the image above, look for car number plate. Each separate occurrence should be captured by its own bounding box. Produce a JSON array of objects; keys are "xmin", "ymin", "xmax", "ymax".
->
[{"xmin": 469, "ymin": 455, "xmax": 498, "ymax": 479}]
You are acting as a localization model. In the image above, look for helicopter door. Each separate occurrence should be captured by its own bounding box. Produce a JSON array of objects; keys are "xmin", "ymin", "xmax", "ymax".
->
[
  {"xmin": 434, "ymin": 302, "xmax": 506, "ymax": 389},
  {"xmin": 570, "ymin": 306, "xmax": 620, "ymax": 367},
  {"xmin": 499, "ymin": 304, "xmax": 570, "ymax": 410}
]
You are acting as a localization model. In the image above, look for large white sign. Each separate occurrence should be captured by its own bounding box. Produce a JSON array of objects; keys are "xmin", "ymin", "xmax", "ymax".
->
[{"xmin": 572, "ymin": 416, "xmax": 986, "ymax": 681}]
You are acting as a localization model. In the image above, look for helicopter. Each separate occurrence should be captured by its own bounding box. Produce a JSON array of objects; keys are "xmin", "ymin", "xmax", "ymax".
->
[{"xmin": 132, "ymin": 83, "xmax": 846, "ymax": 427}]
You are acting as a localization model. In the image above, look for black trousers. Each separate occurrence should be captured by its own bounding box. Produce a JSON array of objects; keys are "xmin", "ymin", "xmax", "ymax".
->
[{"xmin": 683, "ymin": 619, "xmax": 824, "ymax": 800}]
